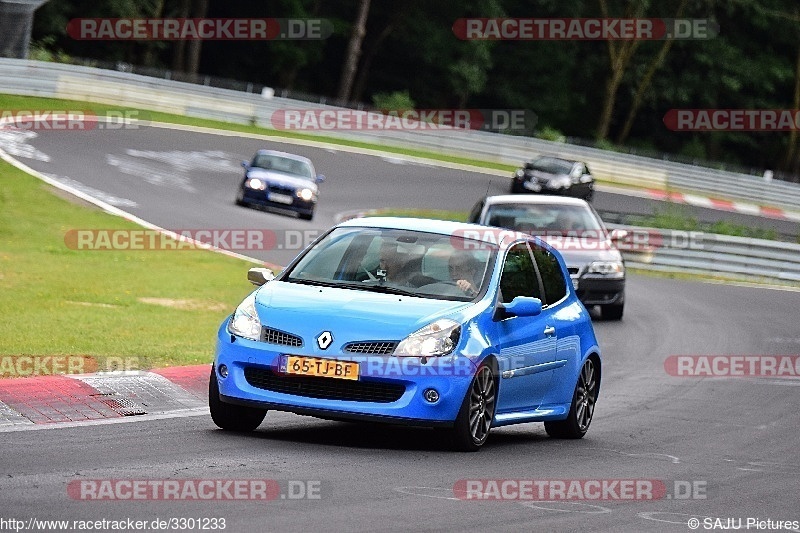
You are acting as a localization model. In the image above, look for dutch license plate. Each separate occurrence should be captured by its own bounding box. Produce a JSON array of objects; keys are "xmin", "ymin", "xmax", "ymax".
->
[
  {"xmin": 268, "ymin": 192, "xmax": 294, "ymax": 205},
  {"xmin": 284, "ymin": 356, "xmax": 359, "ymax": 380}
]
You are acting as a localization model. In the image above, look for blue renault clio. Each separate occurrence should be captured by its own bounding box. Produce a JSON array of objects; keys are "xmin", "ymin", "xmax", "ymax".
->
[{"xmin": 210, "ymin": 217, "xmax": 601, "ymax": 451}]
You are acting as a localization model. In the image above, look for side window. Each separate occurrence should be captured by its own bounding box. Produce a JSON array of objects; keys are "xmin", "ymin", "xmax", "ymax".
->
[
  {"xmin": 468, "ymin": 200, "xmax": 484, "ymax": 223},
  {"xmin": 499, "ymin": 243, "xmax": 543, "ymax": 303},
  {"xmin": 532, "ymin": 248, "xmax": 568, "ymax": 305}
]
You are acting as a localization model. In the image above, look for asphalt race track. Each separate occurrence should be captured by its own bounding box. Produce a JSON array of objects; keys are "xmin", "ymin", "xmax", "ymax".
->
[{"xmin": 1, "ymin": 124, "xmax": 799, "ymax": 532}]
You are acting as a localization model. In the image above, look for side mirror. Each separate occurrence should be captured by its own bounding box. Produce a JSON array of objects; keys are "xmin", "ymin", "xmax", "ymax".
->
[
  {"xmin": 495, "ymin": 296, "xmax": 542, "ymax": 320},
  {"xmin": 609, "ymin": 229, "xmax": 628, "ymax": 242},
  {"xmin": 247, "ymin": 267, "xmax": 275, "ymax": 286},
  {"xmin": 316, "ymin": 174, "xmax": 325, "ymax": 183},
  {"xmin": 241, "ymin": 160, "xmax": 249, "ymax": 169}
]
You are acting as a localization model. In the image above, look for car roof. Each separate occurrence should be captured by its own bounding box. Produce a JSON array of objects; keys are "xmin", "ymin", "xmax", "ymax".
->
[
  {"xmin": 528, "ymin": 156, "xmax": 580, "ymax": 165},
  {"xmin": 482, "ymin": 194, "xmax": 590, "ymax": 207},
  {"xmin": 254, "ymin": 149, "xmax": 313, "ymax": 164}
]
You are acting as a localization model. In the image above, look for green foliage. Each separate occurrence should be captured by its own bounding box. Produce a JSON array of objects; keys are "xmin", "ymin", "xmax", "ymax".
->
[
  {"xmin": 372, "ymin": 90, "xmax": 415, "ymax": 112},
  {"xmin": 536, "ymin": 126, "xmax": 566, "ymax": 143},
  {"xmin": 28, "ymin": 37, "xmax": 72, "ymax": 63}
]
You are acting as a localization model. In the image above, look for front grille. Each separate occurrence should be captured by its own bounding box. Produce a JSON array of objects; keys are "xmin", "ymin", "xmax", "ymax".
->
[
  {"xmin": 244, "ymin": 367, "xmax": 405, "ymax": 403},
  {"xmin": 267, "ymin": 184, "xmax": 295, "ymax": 195},
  {"xmin": 262, "ymin": 327, "xmax": 303, "ymax": 347},
  {"xmin": 343, "ymin": 341, "xmax": 398, "ymax": 355}
]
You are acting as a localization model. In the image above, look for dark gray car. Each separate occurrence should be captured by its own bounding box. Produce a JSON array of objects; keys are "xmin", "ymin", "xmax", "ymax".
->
[{"xmin": 511, "ymin": 156, "xmax": 595, "ymax": 202}]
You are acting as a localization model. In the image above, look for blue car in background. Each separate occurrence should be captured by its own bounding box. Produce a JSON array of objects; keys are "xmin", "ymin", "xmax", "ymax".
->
[
  {"xmin": 235, "ymin": 149, "xmax": 324, "ymax": 220},
  {"xmin": 210, "ymin": 217, "xmax": 601, "ymax": 451}
]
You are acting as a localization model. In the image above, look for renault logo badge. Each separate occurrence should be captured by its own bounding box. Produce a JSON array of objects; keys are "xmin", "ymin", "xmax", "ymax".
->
[{"xmin": 316, "ymin": 331, "xmax": 333, "ymax": 350}]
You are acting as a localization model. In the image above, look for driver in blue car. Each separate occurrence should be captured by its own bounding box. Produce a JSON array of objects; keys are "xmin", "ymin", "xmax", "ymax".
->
[{"xmin": 448, "ymin": 251, "xmax": 481, "ymax": 297}]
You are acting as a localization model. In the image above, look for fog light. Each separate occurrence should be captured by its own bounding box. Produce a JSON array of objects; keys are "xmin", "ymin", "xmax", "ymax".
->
[
  {"xmin": 423, "ymin": 388, "xmax": 439, "ymax": 403},
  {"xmin": 218, "ymin": 364, "xmax": 228, "ymax": 378}
]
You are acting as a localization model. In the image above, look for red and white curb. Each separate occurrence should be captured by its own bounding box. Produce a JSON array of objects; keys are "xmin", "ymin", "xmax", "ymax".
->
[
  {"xmin": 642, "ymin": 188, "xmax": 800, "ymax": 222},
  {"xmin": 0, "ymin": 365, "xmax": 210, "ymax": 431}
]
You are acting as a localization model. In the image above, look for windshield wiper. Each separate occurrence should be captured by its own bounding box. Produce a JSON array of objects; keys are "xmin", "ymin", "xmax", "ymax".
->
[
  {"xmin": 286, "ymin": 278, "xmax": 338, "ymax": 288},
  {"xmin": 334, "ymin": 282, "xmax": 418, "ymax": 297},
  {"xmin": 286, "ymin": 278, "xmax": 416, "ymax": 296}
]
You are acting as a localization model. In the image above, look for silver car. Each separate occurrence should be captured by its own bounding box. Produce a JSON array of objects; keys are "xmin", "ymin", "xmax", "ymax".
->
[{"xmin": 469, "ymin": 195, "xmax": 626, "ymax": 320}]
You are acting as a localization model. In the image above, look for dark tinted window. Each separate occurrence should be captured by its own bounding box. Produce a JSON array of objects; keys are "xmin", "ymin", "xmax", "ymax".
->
[
  {"xmin": 532, "ymin": 248, "xmax": 567, "ymax": 305},
  {"xmin": 499, "ymin": 243, "xmax": 543, "ymax": 303}
]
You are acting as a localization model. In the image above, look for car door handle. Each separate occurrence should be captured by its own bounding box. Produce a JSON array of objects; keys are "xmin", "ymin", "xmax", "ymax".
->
[{"xmin": 543, "ymin": 326, "xmax": 555, "ymax": 336}]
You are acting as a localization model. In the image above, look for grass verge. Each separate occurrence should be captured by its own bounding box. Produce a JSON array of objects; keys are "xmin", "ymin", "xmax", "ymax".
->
[{"xmin": 0, "ymin": 158, "xmax": 257, "ymax": 369}]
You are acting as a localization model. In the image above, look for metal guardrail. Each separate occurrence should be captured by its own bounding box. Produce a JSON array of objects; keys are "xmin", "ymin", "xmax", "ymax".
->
[
  {"xmin": 607, "ymin": 224, "xmax": 800, "ymax": 284},
  {"xmin": 2, "ymin": 58, "xmax": 800, "ymax": 212}
]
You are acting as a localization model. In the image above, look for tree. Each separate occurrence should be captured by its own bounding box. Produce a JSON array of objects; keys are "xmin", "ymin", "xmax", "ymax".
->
[{"xmin": 337, "ymin": 0, "xmax": 370, "ymax": 102}]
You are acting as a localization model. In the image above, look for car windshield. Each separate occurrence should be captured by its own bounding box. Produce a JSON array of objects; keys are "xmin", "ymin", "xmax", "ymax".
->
[
  {"xmin": 251, "ymin": 154, "xmax": 314, "ymax": 179},
  {"xmin": 528, "ymin": 158, "xmax": 573, "ymax": 175},
  {"xmin": 284, "ymin": 227, "xmax": 497, "ymax": 302},
  {"xmin": 485, "ymin": 203, "xmax": 605, "ymax": 236}
]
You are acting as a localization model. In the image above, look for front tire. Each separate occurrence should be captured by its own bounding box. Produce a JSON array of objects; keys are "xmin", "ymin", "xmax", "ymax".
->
[
  {"xmin": 299, "ymin": 211, "xmax": 314, "ymax": 221},
  {"xmin": 234, "ymin": 189, "xmax": 246, "ymax": 207},
  {"xmin": 545, "ymin": 357, "xmax": 598, "ymax": 439},
  {"xmin": 449, "ymin": 362, "xmax": 497, "ymax": 452},
  {"xmin": 209, "ymin": 368, "xmax": 266, "ymax": 431}
]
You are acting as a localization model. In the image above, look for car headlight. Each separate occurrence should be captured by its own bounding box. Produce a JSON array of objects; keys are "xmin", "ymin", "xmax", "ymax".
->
[
  {"xmin": 549, "ymin": 176, "xmax": 571, "ymax": 188},
  {"xmin": 247, "ymin": 178, "xmax": 265, "ymax": 190},
  {"xmin": 296, "ymin": 188, "xmax": 315, "ymax": 201},
  {"xmin": 587, "ymin": 260, "xmax": 625, "ymax": 278},
  {"xmin": 395, "ymin": 319, "xmax": 461, "ymax": 357},
  {"xmin": 514, "ymin": 169, "xmax": 525, "ymax": 178},
  {"xmin": 228, "ymin": 293, "xmax": 262, "ymax": 340}
]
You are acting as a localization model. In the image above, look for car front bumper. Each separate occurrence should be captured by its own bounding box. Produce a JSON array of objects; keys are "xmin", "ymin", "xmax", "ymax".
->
[
  {"xmin": 241, "ymin": 188, "xmax": 316, "ymax": 215},
  {"xmin": 213, "ymin": 322, "xmax": 477, "ymax": 426},
  {"xmin": 573, "ymin": 276, "xmax": 625, "ymax": 306}
]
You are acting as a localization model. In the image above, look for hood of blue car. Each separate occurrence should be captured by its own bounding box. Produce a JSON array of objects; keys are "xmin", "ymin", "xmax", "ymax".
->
[
  {"xmin": 253, "ymin": 281, "xmax": 472, "ymax": 354},
  {"xmin": 246, "ymin": 168, "xmax": 318, "ymax": 191}
]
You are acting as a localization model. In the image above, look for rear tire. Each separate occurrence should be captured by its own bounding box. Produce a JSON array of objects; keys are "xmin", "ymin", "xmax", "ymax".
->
[
  {"xmin": 209, "ymin": 368, "xmax": 266, "ymax": 431},
  {"xmin": 545, "ymin": 357, "xmax": 598, "ymax": 439},
  {"xmin": 449, "ymin": 362, "xmax": 497, "ymax": 452}
]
